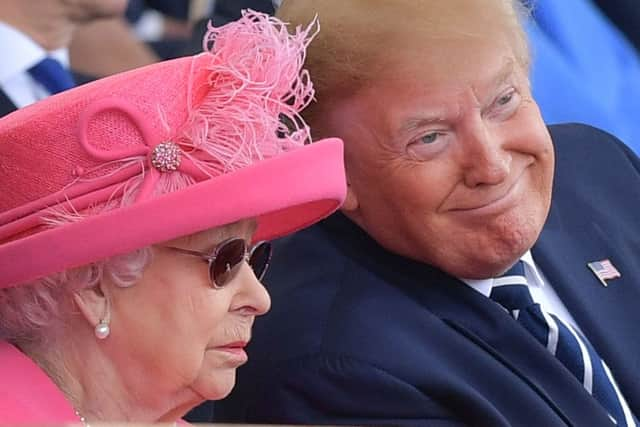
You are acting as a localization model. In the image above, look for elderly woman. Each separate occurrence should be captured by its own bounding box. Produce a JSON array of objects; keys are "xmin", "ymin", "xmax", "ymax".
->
[{"xmin": 0, "ymin": 11, "xmax": 345, "ymax": 424}]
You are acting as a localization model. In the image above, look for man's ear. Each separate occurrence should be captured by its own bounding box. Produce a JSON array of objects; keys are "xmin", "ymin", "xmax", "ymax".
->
[
  {"xmin": 342, "ymin": 183, "xmax": 359, "ymax": 212},
  {"xmin": 340, "ymin": 181, "xmax": 364, "ymax": 226},
  {"xmin": 73, "ymin": 281, "xmax": 110, "ymax": 330}
]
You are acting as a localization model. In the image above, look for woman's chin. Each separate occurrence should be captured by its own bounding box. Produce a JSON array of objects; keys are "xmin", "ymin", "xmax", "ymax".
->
[{"xmin": 190, "ymin": 368, "xmax": 237, "ymax": 401}]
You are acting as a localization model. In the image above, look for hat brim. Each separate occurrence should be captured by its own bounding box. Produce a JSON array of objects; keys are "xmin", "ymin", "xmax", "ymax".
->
[{"xmin": 0, "ymin": 138, "xmax": 345, "ymax": 288}]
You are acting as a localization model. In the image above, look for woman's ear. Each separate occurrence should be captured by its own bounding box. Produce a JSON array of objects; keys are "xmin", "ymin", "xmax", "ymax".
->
[{"xmin": 73, "ymin": 281, "xmax": 110, "ymax": 335}]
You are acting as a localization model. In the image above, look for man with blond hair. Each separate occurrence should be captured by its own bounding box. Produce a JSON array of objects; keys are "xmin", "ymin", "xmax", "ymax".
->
[{"xmin": 213, "ymin": 1, "xmax": 640, "ymax": 426}]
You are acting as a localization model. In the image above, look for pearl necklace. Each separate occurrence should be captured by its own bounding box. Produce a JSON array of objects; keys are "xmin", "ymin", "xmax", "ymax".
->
[{"xmin": 74, "ymin": 409, "xmax": 90, "ymax": 427}]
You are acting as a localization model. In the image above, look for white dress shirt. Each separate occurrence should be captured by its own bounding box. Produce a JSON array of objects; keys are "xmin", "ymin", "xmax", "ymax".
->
[
  {"xmin": 0, "ymin": 21, "xmax": 69, "ymax": 108},
  {"xmin": 462, "ymin": 250, "xmax": 582, "ymax": 333}
]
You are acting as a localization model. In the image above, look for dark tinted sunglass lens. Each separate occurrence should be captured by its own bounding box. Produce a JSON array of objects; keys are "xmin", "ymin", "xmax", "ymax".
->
[
  {"xmin": 211, "ymin": 238, "xmax": 246, "ymax": 288},
  {"xmin": 249, "ymin": 241, "xmax": 272, "ymax": 280}
]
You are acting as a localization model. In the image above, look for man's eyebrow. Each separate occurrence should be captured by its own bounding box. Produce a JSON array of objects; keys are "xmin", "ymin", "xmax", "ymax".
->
[
  {"xmin": 399, "ymin": 114, "xmax": 449, "ymax": 136},
  {"xmin": 398, "ymin": 59, "xmax": 518, "ymax": 135},
  {"xmin": 489, "ymin": 58, "xmax": 517, "ymax": 91}
]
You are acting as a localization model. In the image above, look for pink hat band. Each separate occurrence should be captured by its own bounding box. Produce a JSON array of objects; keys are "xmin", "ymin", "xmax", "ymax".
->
[{"xmin": 0, "ymin": 11, "xmax": 346, "ymax": 288}]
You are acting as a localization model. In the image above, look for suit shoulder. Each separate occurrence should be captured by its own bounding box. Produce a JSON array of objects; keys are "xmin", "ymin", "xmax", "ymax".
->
[
  {"xmin": 254, "ymin": 222, "xmax": 369, "ymax": 357},
  {"xmin": 255, "ymin": 219, "xmax": 452, "ymax": 362},
  {"xmin": 548, "ymin": 123, "xmax": 640, "ymax": 180},
  {"xmin": 549, "ymin": 123, "xmax": 637, "ymax": 157}
]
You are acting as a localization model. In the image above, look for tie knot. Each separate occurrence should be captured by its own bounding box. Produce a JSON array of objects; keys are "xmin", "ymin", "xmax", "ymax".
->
[
  {"xmin": 490, "ymin": 261, "xmax": 534, "ymax": 311},
  {"xmin": 27, "ymin": 57, "xmax": 75, "ymax": 95}
]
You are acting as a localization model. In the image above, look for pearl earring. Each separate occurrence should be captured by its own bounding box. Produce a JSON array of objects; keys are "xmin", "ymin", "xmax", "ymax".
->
[{"xmin": 94, "ymin": 319, "xmax": 110, "ymax": 339}]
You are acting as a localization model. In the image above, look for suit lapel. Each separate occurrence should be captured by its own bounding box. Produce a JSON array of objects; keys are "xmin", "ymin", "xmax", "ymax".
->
[
  {"xmin": 396, "ymin": 264, "xmax": 614, "ymax": 426},
  {"xmin": 533, "ymin": 194, "xmax": 640, "ymax": 414}
]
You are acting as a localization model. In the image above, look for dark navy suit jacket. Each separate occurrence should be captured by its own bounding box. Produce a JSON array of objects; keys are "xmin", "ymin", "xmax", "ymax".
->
[
  {"xmin": 0, "ymin": 89, "xmax": 17, "ymax": 118},
  {"xmin": 213, "ymin": 124, "xmax": 640, "ymax": 426}
]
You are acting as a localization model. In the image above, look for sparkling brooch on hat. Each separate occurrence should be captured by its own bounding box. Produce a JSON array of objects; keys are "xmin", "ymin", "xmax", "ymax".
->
[{"xmin": 151, "ymin": 142, "xmax": 182, "ymax": 172}]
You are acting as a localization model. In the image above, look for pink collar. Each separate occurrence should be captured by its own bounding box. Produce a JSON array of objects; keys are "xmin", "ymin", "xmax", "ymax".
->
[{"xmin": 0, "ymin": 341, "xmax": 78, "ymax": 424}]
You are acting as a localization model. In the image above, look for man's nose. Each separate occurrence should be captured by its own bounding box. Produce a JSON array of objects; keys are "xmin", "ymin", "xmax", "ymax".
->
[{"xmin": 458, "ymin": 117, "xmax": 511, "ymax": 188}]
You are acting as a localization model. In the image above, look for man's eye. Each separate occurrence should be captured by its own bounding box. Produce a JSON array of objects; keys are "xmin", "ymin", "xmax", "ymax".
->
[
  {"xmin": 496, "ymin": 91, "xmax": 515, "ymax": 106},
  {"xmin": 420, "ymin": 133, "xmax": 440, "ymax": 144},
  {"xmin": 484, "ymin": 88, "xmax": 521, "ymax": 121}
]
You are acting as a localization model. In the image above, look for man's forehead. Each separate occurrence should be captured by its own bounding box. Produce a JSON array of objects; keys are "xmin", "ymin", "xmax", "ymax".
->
[
  {"xmin": 394, "ymin": 59, "xmax": 522, "ymax": 128},
  {"xmin": 332, "ymin": 55, "xmax": 523, "ymax": 139},
  {"xmin": 358, "ymin": 50, "xmax": 521, "ymax": 105}
]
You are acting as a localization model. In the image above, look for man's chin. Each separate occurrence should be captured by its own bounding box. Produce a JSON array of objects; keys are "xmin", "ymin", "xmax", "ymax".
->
[
  {"xmin": 440, "ymin": 241, "xmax": 535, "ymax": 280},
  {"xmin": 463, "ymin": 251, "xmax": 533, "ymax": 279}
]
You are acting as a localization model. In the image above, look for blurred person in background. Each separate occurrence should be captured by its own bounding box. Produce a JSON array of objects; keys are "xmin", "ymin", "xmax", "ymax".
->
[
  {"xmin": 0, "ymin": 0, "xmax": 129, "ymax": 117},
  {"xmin": 69, "ymin": 0, "xmax": 205, "ymax": 82},
  {"xmin": 120, "ymin": 0, "xmax": 202, "ymax": 60},
  {"xmin": 210, "ymin": 0, "xmax": 276, "ymax": 25},
  {"xmin": 592, "ymin": 0, "xmax": 640, "ymax": 53},
  {"xmin": 182, "ymin": 0, "xmax": 280, "ymax": 63},
  {"xmin": 525, "ymin": 0, "xmax": 640, "ymax": 153},
  {"xmin": 0, "ymin": 12, "xmax": 345, "ymax": 424},
  {"xmin": 75, "ymin": 0, "xmax": 280, "ymax": 79}
]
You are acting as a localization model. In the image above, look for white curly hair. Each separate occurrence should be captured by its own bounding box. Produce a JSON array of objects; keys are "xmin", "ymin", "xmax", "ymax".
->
[{"xmin": 0, "ymin": 248, "xmax": 152, "ymax": 347}]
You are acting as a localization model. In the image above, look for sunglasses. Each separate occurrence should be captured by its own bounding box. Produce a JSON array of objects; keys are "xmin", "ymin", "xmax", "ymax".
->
[{"xmin": 164, "ymin": 238, "xmax": 272, "ymax": 289}]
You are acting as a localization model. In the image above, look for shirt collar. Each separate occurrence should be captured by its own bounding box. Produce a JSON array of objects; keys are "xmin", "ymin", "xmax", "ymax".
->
[
  {"xmin": 0, "ymin": 21, "xmax": 69, "ymax": 83},
  {"xmin": 461, "ymin": 250, "xmax": 545, "ymax": 298},
  {"xmin": 520, "ymin": 250, "xmax": 546, "ymax": 288}
]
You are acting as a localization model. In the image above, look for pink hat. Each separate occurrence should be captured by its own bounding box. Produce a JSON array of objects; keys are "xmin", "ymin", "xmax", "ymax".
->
[{"xmin": 0, "ymin": 11, "xmax": 346, "ymax": 289}]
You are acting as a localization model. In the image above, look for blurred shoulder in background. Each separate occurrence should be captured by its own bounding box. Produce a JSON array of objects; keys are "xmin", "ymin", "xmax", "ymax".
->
[
  {"xmin": 592, "ymin": 0, "xmax": 640, "ymax": 53},
  {"xmin": 525, "ymin": 0, "xmax": 640, "ymax": 153},
  {"xmin": 0, "ymin": 0, "xmax": 128, "ymax": 115}
]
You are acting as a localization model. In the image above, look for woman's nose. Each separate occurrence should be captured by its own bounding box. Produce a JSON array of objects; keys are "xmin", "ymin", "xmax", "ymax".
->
[{"xmin": 232, "ymin": 263, "xmax": 272, "ymax": 316}]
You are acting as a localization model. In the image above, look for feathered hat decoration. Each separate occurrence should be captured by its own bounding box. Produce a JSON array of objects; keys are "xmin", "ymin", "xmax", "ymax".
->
[{"xmin": 0, "ymin": 10, "xmax": 346, "ymax": 288}]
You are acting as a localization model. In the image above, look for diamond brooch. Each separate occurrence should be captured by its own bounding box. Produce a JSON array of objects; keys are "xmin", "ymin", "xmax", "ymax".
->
[{"xmin": 151, "ymin": 141, "xmax": 182, "ymax": 172}]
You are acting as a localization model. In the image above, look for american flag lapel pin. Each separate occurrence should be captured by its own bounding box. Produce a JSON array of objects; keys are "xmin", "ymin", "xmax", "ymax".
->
[{"xmin": 587, "ymin": 259, "xmax": 621, "ymax": 287}]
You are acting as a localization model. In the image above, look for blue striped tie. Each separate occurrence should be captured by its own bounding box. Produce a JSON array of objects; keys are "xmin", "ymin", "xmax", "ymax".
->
[
  {"xmin": 491, "ymin": 261, "xmax": 636, "ymax": 426},
  {"xmin": 27, "ymin": 57, "xmax": 75, "ymax": 95}
]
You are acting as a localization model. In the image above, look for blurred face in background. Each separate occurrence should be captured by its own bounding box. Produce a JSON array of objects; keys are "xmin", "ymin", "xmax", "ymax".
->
[
  {"xmin": 280, "ymin": 0, "xmax": 555, "ymax": 279},
  {"xmin": 0, "ymin": 0, "xmax": 128, "ymax": 51},
  {"xmin": 59, "ymin": 0, "xmax": 128, "ymax": 22}
]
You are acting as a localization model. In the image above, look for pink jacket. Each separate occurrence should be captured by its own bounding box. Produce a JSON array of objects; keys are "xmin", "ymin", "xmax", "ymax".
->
[
  {"xmin": 0, "ymin": 341, "xmax": 79, "ymax": 424},
  {"xmin": 0, "ymin": 341, "xmax": 193, "ymax": 424}
]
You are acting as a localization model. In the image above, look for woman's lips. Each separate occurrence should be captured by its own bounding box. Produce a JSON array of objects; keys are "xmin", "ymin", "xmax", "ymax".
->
[
  {"xmin": 217, "ymin": 341, "xmax": 247, "ymax": 353},
  {"xmin": 212, "ymin": 342, "xmax": 249, "ymax": 364}
]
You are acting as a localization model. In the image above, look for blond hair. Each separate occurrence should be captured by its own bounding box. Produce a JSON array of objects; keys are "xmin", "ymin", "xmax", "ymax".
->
[{"xmin": 277, "ymin": 0, "xmax": 531, "ymax": 136}]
